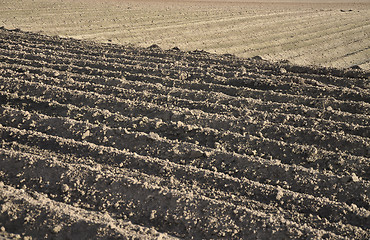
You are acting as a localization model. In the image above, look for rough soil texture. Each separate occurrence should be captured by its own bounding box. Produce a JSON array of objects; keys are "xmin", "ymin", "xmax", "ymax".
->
[
  {"xmin": 1, "ymin": 0, "xmax": 369, "ymax": 69},
  {"xmin": 0, "ymin": 28, "xmax": 369, "ymax": 239}
]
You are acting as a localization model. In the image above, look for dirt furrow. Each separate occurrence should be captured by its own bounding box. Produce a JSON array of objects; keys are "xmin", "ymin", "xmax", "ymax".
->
[
  {"xmin": 1, "ymin": 63, "xmax": 368, "ymax": 133},
  {"xmin": 1, "ymin": 77, "xmax": 369, "ymax": 140},
  {"xmin": 1, "ymin": 80, "xmax": 369, "ymax": 180},
  {"xmin": 1, "ymin": 59, "xmax": 369, "ymax": 129},
  {"xmin": 1, "ymin": 147, "xmax": 368, "ymax": 239},
  {"xmin": 0, "ymin": 149, "xmax": 347, "ymax": 240},
  {"xmin": 1, "ymin": 106, "xmax": 369, "ymax": 209},
  {"xmin": 1, "ymin": 34, "xmax": 369, "ymax": 95},
  {"xmin": 2, "ymin": 88, "xmax": 368, "ymax": 161},
  {"xmin": 0, "ymin": 183, "xmax": 178, "ymax": 240},
  {"xmin": 1, "ymin": 92, "xmax": 368, "ymax": 210},
  {"xmin": 0, "ymin": 127, "xmax": 366, "ymax": 238},
  {"xmin": 19, "ymin": 69, "xmax": 369, "ymax": 157},
  {"xmin": 1, "ymin": 73, "xmax": 369, "ymax": 158},
  {"xmin": 1, "ymin": 53, "xmax": 369, "ymax": 125},
  {"xmin": 1, "ymin": 28, "xmax": 368, "ymax": 83},
  {"xmin": 1, "ymin": 45, "xmax": 369, "ymax": 110}
]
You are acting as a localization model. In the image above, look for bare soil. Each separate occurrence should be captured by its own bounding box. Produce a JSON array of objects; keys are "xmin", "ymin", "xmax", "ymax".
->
[
  {"xmin": 1, "ymin": 0, "xmax": 369, "ymax": 69},
  {"xmin": 0, "ymin": 28, "xmax": 369, "ymax": 239}
]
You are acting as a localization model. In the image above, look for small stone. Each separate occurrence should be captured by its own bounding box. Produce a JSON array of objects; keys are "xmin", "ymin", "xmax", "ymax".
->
[
  {"xmin": 204, "ymin": 151, "xmax": 212, "ymax": 158},
  {"xmin": 279, "ymin": 68, "xmax": 287, "ymax": 74},
  {"xmin": 52, "ymin": 225, "xmax": 62, "ymax": 233},
  {"xmin": 351, "ymin": 173, "xmax": 359, "ymax": 182},
  {"xmin": 178, "ymin": 72, "xmax": 188, "ymax": 80},
  {"xmin": 0, "ymin": 226, "xmax": 5, "ymax": 232},
  {"xmin": 240, "ymin": 66, "xmax": 247, "ymax": 75},
  {"xmin": 81, "ymin": 130, "xmax": 90, "ymax": 140},
  {"xmin": 326, "ymin": 106, "xmax": 333, "ymax": 111},
  {"xmin": 177, "ymin": 121, "xmax": 185, "ymax": 128},
  {"xmin": 276, "ymin": 189, "xmax": 284, "ymax": 200},
  {"xmin": 148, "ymin": 227, "xmax": 157, "ymax": 235},
  {"xmin": 52, "ymin": 71, "xmax": 60, "ymax": 77},
  {"xmin": 61, "ymin": 184, "xmax": 69, "ymax": 193},
  {"xmin": 150, "ymin": 210, "xmax": 156, "ymax": 220},
  {"xmin": 148, "ymin": 132, "xmax": 160, "ymax": 140}
]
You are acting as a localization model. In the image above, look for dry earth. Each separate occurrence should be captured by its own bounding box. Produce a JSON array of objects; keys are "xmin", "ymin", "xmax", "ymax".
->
[
  {"xmin": 0, "ymin": 28, "xmax": 369, "ymax": 239},
  {"xmin": 0, "ymin": 0, "xmax": 369, "ymax": 69}
]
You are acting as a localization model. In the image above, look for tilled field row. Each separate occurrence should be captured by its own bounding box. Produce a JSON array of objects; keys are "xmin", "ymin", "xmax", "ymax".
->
[
  {"xmin": 1, "ymin": 70, "xmax": 368, "ymax": 137},
  {"xmin": 0, "ymin": 128, "xmax": 368, "ymax": 239},
  {"xmin": 1, "ymin": 57, "xmax": 369, "ymax": 132},
  {"xmin": 1, "ymin": 37, "xmax": 369, "ymax": 92},
  {"xmin": 0, "ymin": 181, "xmax": 176, "ymax": 240},
  {"xmin": 0, "ymin": 28, "xmax": 369, "ymax": 239},
  {"xmin": 1, "ymin": 77, "xmax": 369, "ymax": 179},
  {"xmin": 1, "ymin": 28, "xmax": 368, "ymax": 84},
  {"xmin": 1, "ymin": 51, "xmax": 369, "ymax": 113},
  {"xmin": 0, "ymin": 84, "xmax": 369, "ymax": 177},
  {"xmin": 0, "ymin": 103, "xmax": 369, "ymax": 200},
  {"xmin": 1, "ymin": 91, "xmax": 368, "ymax": 197},
  {"xmin": 4, "ymin": 71, "xmax": 368, "ymax": 153}
]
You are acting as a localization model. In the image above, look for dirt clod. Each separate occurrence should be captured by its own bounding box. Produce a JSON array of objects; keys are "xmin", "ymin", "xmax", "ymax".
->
[
  {"xmin": 61, "ymin": 184, "xmax": 69, "ymax": 193},
  {"xmin": 51, "ymin": 225, "xmax": 62, "ymax": 233}
]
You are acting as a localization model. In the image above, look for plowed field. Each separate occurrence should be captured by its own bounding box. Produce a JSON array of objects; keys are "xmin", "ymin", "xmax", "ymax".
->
[
  {"xmin": 1, "ymin": 0, "xmax": 369, "ymax": 69},
  {"xmin": 0, "ymin": 28, "xmax": 369, "ymax": 239}
]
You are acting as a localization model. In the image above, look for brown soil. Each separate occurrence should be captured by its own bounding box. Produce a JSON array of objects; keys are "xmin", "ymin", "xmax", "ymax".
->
[
  {"xmin": 0, "ymin": 28, "xmax": 369, "ymax": 239},
  {"xmin": 1, "ymin": 0, "xmax": 369, "ymax": 69}
]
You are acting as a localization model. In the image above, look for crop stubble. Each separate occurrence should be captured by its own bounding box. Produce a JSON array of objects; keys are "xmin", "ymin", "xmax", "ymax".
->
[
  {"xmin": 0, "ymin": 27, "xmax": 369, "ymax": 239},
  {"xmin": 0, "ymin": 0, "xmax": 369, "ymax": 70}
]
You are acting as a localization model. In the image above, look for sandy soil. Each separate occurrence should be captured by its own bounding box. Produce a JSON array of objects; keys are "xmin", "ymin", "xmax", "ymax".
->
[
  {"xmin": 1, "ymin": 0, "xmax": 369, "ymax": 69},
  {"xmin": 0, "ymin": 28, "xmax": 369, "ymax": 239}
]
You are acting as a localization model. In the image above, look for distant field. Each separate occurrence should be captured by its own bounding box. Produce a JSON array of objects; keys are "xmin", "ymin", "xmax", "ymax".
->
[{"xmin": 1, "ymin": 0, "xmax": 369, "ymax": 69}]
